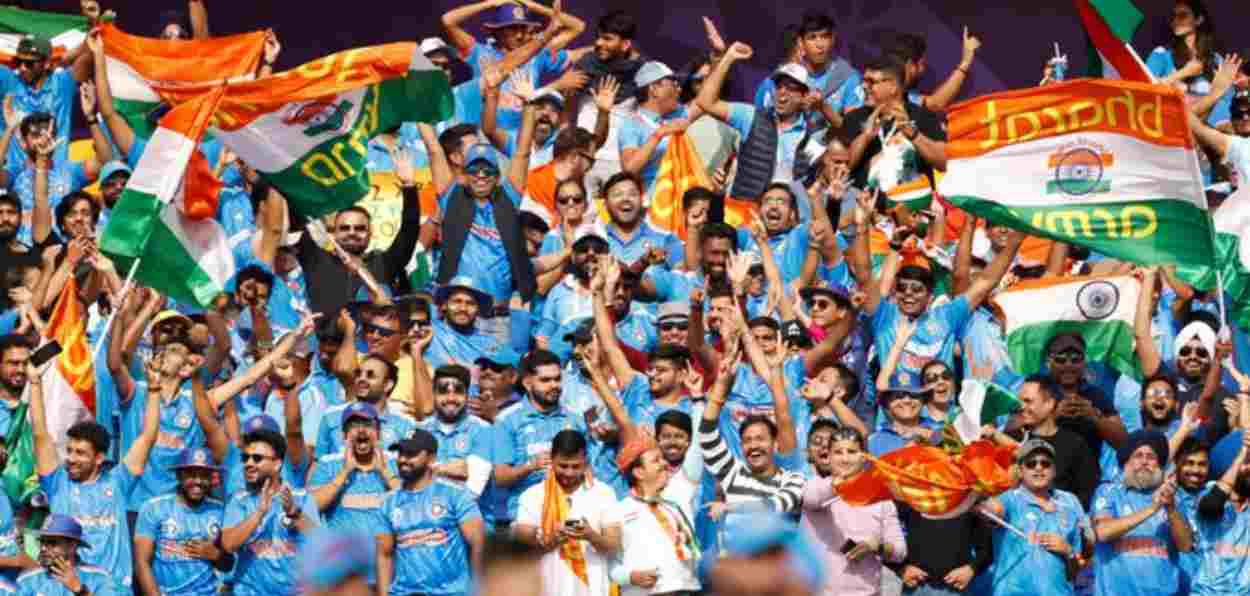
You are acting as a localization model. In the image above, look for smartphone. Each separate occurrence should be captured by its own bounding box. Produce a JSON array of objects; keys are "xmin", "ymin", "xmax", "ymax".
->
[
  {"xmin": 840, "ymin": 538, "xmax": 858, "ymax": 554},
  {"xmin": 29, "ymin": 341, "xmax": 62, "ymax": 368},
  {"xmin": 564, "ymin": 519, "xmax": 582, "ymax": 530}
]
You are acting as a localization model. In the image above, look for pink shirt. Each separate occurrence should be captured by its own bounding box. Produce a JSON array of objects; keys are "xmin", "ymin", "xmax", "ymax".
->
[{"xmin": 801, "ymin": 478, "xmax": 907, "ymax": 596}]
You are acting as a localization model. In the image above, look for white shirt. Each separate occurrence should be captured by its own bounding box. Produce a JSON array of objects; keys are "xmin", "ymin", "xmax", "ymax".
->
[
  {"xmin": 610, "ymin": 495, "xmax": 701, "ymax": 596},
  {"xmin": 515, "ymin": 480, "xmax": 621, "ymax": 596}
]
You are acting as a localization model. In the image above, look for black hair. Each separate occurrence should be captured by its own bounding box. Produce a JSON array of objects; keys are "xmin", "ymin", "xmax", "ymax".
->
[
  {"xmin": 438, "ymin": 123, "xmax": 480, "ymax": 157},
  {"xmin": 242, "ymin": 429, "xmax": 287, "ymax": 461},
  {"xmin": 699, "ymin": 222, "xmax": 739, "ymax": 251},
  {"xmin": 1140, "ymin": 372, "xmax": 1179, "ymax": 400},
  {"xmin": 809, "ymin": 418, "xmax": 840, "ymax": 439},
  {"xmin": 1043, "ymin": 331, "xmax": 1086, "ymax": 355},
  {"xmin": 601, "ymin": 171, "xmax": 644, "ymax": 199},
  {"xmin": 0, "ymin": 191, "xmax": 19, "ymax": 212},
  {"xmin": 66, "ymin": 421, "xmax": 110, "ymax": 455},
  {"xmin": 706, "ymin": 279, "xmax": 735, "ymax": 301},
  {"xmin": 363, "ymin": 354, "xmax": 400, "ymax": 385},
  {"xmin": 553, "ymin": 127, "xmax": 595, "ymax": 160},
  {"xmin": 747, "ymin": 317, "xmax": 781, "ymax": 332},
  {"xmin": 235, "ymin": 265, "xmax": 275, "ymax": 293},
  {"xmin": 648, "ymin": 343, "xmax": 690, "ymax": 367},
  {"xmin": 596, "ymin": 9, "xmax": 637, "ymax": 40},
  {"xmin": 761, "ymin": 182, "xmax": 798, "ymax": 211},
  {"xmin": 18, "ymin": 112, "xmax": 53, "ymax": 139},
  {"xmin": 780, "ymin": 25, "xmax": 802, "ymax": 62},
  {"xmin": 829, "ymin": 362, "xmax": 861, "ymax": 403},
  {"xmin": 863, "ymin": 56, "xmax": 907, "ymax": 85},
  {"xmin": 1022, "ymin": 373, "xmax": 1064, "ymax": 404},
  {"xmin": 1176, "ymin": 436, "xmax": 1211, "ymax": 464},
  {"xmin": 798, "ymin": 10, "xmax": 836, "ymax": 36},
  {"xmin": 655, "ymin": 410, "xmax": 693, "ymax": 438},
  {"xmin": 157, "ymin": 10, "xmax": 192, "ymax": 39},
  {"xmin": 739, "ymin": 414, "xmax": 778, "ymax": 440},
  {"xmin": 550, "ymin": 429, "xmax": 588, "ymax": 458},
  {"xmin": 681, "ymin": 187, "xmax": 718, "ymax": 211},
  {"xmin": 434, "ymin": 364, "xmax": 472, "ymax": 388},
  {"xmin": 518, "ymin": 210, "xmax": 550, "ymax": 235},
  {"xmin": 895, "ymin": 265, "xmax": 935, "ymax": 292},
  {"xmin": 885, "ymin": 32, "xmax": 927, "ymax": 63},
  {"xmin": 920, "ymin": 359, "xmax": 960, "ymax": 394},
  {"xmin": 522, "ymin": 349, "xmax": 562, "ymax": 377},
  {"xmin": 1165, "ymin": 0, "xmax": 1219, "ymax": 83},
  {"xmin": 54, "ymin": 191, "xmax": 100, "ymax": 229},
  {"xmin": 0, "ymin": 334, "xmax": 31, "ymax": 360}
]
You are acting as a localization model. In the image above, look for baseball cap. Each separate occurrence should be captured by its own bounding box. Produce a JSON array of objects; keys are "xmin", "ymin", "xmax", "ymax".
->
[
  {"xmin": 151, "ymin": 309, "xmax": 193, "ymax": 329},
  {"xmin": 563, "ymin": 319, "xmax": 595, "ymax": 344},
  {"xmin": 710, "ymin": 513, "xmax": 827, "ymax": 593},
  {"xmin": 419, "ymin": 37, "xmax": 451, "ymax": 57},
  {"xmin": 99, "ymin": 160, "xmax": 132, "ymax": 183},
  {"xmin": 242, "ymin": 415, "xmax": 281, "ymax": 436},
  {"xmin": 657, "ymin": 301, "xmax": 691, "ymax": 324},
  {"xmin": 389, "ymin": 428, "xmax": 439, "ymax": 456},
  {"xmin": 781, "ymin": 320, "xmax": 811, "ymax": 347},
  {"xmin": 635, "ymin": 61, "xmax": 676, "ymax": 88},
  {"xmin": 771, "ymin": 63, "xmax": 811, "ymax": 91},
  {"xmin": 298, "ymin": 529, "xmax": 374, "ymax": 592},
  {"xmin": 462, "ymin": 143, "xmax": 501, "ymax": 171},
  {"xmin": 16, "ymin": 36, "xmax": 51, "ymax": 60},
  {"xmin": 570, "ymin": 224, "xmax": 608, "ymax": 249},
  {"xmin": 170, "ymin": 447, "xmax": 221, "ymax": 471},
  {"xmin": 1045, "ymin": 331, "xmax": 1085, "ymax": 356},
  {"xmin": 341, "ymin": 401, "xmax": 380, "ymax": 428},
  {"xmin": 38, "ymin": 514, "xmax": 87, "ymax": 546},
  {"xmin": 1016, "ymin": 438, "xmax": 1056, "ymax": 463},
  {"xmin": 483, "ymin": 3, "xmax": 539, "ymax": 30},
  {"xmin": 800, "ymin": 284, "xmax": 851, "ymax": 307},
  {"xmin": 476, "ymin": 346, "xmax": 522, "ymax": 369},
  {"xmin": 434, "ymin": 275, "xmax": 494, "ymax": 314},
  {"xmin": 529, "ymin": 89, "xmax": 565, "ymax": 110}
]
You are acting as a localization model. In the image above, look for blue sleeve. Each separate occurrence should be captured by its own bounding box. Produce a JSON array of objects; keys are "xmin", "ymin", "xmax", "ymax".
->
[
  {"xmin": 1091, "ymin": 484, "xmax": 1116, "ymax": 518},
  {"xmin": 1146, "ymin": 47, "xmax": 1173, "ymax": 79},
  {"xmin": 223, "ymin": 496, "xmax": 248, "ymax": 528},
  {"xmin": 452, "ymin": 79, "xmax": 485, "ymax": 126},
  {"xmin": 472, "ymin": 425, "xmax": 495, "ymax": 462},
  {"xmin": 53, "ymin": 69, "xmax": 76, "ymax": 99},
  {"xmin": 644, "ymin": 266, "xmax": 677, "ymax": 301},
  {"xmin": 315, "ymin": 420, "xmax": 336, "ymax": 459},
  {"xmin": 539, "ymin": 233, "xmax": 563, "ymax": 257},
  {"xmin": 510, "ymin": 307, "xmax": 533, "ymax": 354},
  {"xmin": 298, "ymin": 491, "xmax": 320, "ymax": 523},
  {"xmin": 502, "ymin": 180, "xmax": 522, "ymax": 208},
  {"xmin": 307, "ymin": 459, "xmax": 336, "ymax": 488},
  {"xmin": 835, "ymin": 71, "xmax": 866, "ymax": 112},
  {"xmin": 619, "ymin": 375, "xmax": 649, "ymax": 413},
  {"xmin": 134, "ymin": 503, "xmax": 159, "ymax": 539},
  {"xmin": 463, "ymin": 44, "xmax": 488, "ymax": 78},
  {"xmin": 618, "ymin": 118, "xmax": 643, "ymax": 152},
  {"xmin": 492, "ymin": 420, "xmax": 518, "ymax": 466},
  {"xmin": 0, "ymin": 68, "xmax": 14, "ymax": 94},
  {"xmin": 69, "ymin": 160, "xmax": 89, "ymax": 190},
  {"xmin": 377, "ymin": 495, "xmax": 396, "ymax": 536},
  {"xmin": 754, "ymin": 78, "xmax": 774, "ymax": 110},
  {"xmin": 454, "ymin": 487, "xmax": 483, "ymax": 524},
  {"xmin": 127, "ymin": 137, "xmax": 148, "ymax": 170},
  {"xmin": 501, "ymin": 130, "xmax": 519, "ymax": 158},
  {"xmin": 540, "ymin": 49, "xmax": 570, "ymax": 75},
  {"xmin": 1207, "ymin": 87, "xmax": 1233, "ymax": 126},
  {"xmin": 0, "ymin": 310, "xmax": 17, "ymax": 336},
  {"xmin": 726, "ymin": 103, "xmax": 757, "ymax": 140},
  {"xmin": 537, "ymin": 290, "xmax": 559, "ymax": 339},
  {"xmin": 663, "ymin": 233, "xmax": 684, "ymax": 269}
]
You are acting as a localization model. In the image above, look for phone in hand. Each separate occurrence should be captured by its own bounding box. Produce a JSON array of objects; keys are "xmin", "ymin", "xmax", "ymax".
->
[{"xmin": 29, "ymin": 341, "xmax": 62, "ymax": 369}]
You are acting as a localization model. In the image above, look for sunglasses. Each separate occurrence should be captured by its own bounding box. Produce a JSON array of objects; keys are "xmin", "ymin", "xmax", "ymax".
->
[
  {"xmin": 1179, "ymin": 346, "xmax": 1209, "ymax": 358},
  {"xmin": 435, "ymin": 381, "xmax": 467, "ymax": 395},
  {"xmin": 410, "ymin": 318, "xmax": 432, "ymax": 328},
  {"xmin": 14, "ymin": 58, "xmax": 40, "ymax": 69},
  {"xmin": 660, "ymin": 322, "xmax": 689, "ymax": 332},
  {"xmin": 241, "ymin": 453, "xmax": 275, "ymax": 464},
  {"xmin": 1022, "ymin": 457, "xmax": 1053, "ymax": 470},
  {"xmin": 895, "ymin": 281, "xmax": 929, "ymax": 295},
  {"xmin": 574, "ymin": 244, "xmax": 609, "ymax": 255},
  {"xmin": 466, "ymin": 164, "xmax": 499, "ymax": 178},
  {"xmin": 557, "ymin": 194, "xmax": 587, "ymax": 206},
  {"xmin": 810, "ymin": 299, "xmax": 835, "ymax": 311},
  {"xmin": 1048, "ymin": 352, "xmax": 1085, "ymax": 365},
  {"xmin": 362, "ymin": 322, "xmax": 399, "ymax": 338},
  {"xmin": 336, "ymin": 225, "xmax": 369, "ymax": 233},
  {"xmin": 924, "ymin": 370, "xmax": 953, "ymax": 383}
]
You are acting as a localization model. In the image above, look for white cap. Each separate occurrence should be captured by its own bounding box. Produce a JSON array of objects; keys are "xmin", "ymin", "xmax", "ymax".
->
[
  {"xmin": 420, "ymin": 37, "xmax": 450, "ymax": 56},
  {"xmin": 772, "ymin": 63, "xmax": 811, "ymax": 90},
  {"xmin": 571, "ymin": 223, "xmax": 608, "ymax": 247},
  {"xmin": 635, "ymin": 61, "xmax": 676, "ymax": 88}
]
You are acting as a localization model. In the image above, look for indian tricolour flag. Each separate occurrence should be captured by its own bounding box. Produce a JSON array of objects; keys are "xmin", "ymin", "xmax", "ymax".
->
[
  {"xmin": 99, "ymin": 23, "xmax": 266, "ymax": 139},
  {"xmin": 993, "ymin": 275, "xmax": 1141, "ymax": 379},
  {"xmin": 1178, "ymin": 186, "xmax": 1250, "ymax": 330},
  {"xmin": 41, "ymin": 276, "xmax": 96, "ymax": 455},
  {"xmin": 1074, "ymin": 0, "xmax": 1153, "ymax": 83},
  {"xmin": 885, "ymin": 175, "xmax": 934, "ymax": 213},
  {"xmin": 950, "ymin": 379, "xmax": 1020, "ymax": 445},
  {"xmin": 0, "ymin": 7, "xmax": 86, "ymax": 66},
  {"xmin": 209, "ymin": 42, "xmax": 454, "ymax": 218},
  {"xmin": 939, "ymin": 79, "xmax": 1215, "ymax": 270},
  {"xmin": 100, "ymin": 90, "xmax": 235, "ymax": 307}
]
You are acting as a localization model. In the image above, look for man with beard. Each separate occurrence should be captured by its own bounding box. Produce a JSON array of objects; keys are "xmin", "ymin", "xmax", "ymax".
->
[
  {"xmin": 611, "ymin": 434, "xmax": 701, "ymax": 596},
  {"xmin": 597, "ymin": 172, "xmax": 683, "ymax": 269},
  {"xmin": 415, "ymin": 365, "xmax": 495, "ymax": 499},
  {"xmin": 1194, "ymin": 429, "xmax": 1250, "ymax": 595},
  {"xmin": 697, "ymin": 44, "xmax": 813, "ymax": 196},
  {"xmin": 316, "ymin": 353, "xmax": 417, "ymax": 458},
  {"xmin": 570, "ymin": 10, "xmax": 643, "ymax": 193},
  {"xmin": 492, "ymin": 350, "xmax": 587, "ymax": 528},
  {"xmin": 0, "ymin": 111, "xmax": 105, "ymax": 247},
  {"xmin": 308, "ymin": 402, "xmax": 400, "ymax": 587},
  {"xmin": 619, "ymin": 60, "xmax": 701, "ymax": 198},
  {"xmin": 16, "ymin": 514, "xmax": 121, "ymax": 596},
  {"xmin": 843, "ymin": 57, "xmax": 947, "ymax": 192},
  {"xmin": 1042, "ymin": 332, "xmax": 1130, "ymax": 459},
  {"xmin": 0, "ymin": 192, "xmax": 48, "ymax": 311},
  {"xmin": 852, "ymin": 189, "xmax": 1023, "ymax": 389},
  {"xmin": 734, "ymin": 185, "xmax": 812, "ymax": 285},
  {"xmin": 425, "ymin": 277, "xmax": 500, "ymax": 370},
  {"xmin": 1173, "ymin": 438, "xmax": 1210, "ymax": 596},
  {"xmin": 514, "ymin": 430, "xmax": 620, "ymax": 596},
  {"xmin": 998, "ymin": 375, "xmax": 1100, "ymax": 509},
  {"xmin": 1091, "ymin": 430, "xmax": 1193, "ymax": 596},
  {"xmin": 221, "ymin": 415, "xmax": 320, "ymax": 596},
  {"xmin": 484, "ymin": 88, "xmax": 569, "ymax": 170},
  {"xmin": 376, "ymin": 430, "xmax": 486, "ymax": 596},
  {"xmin": 133, "ymin": 447, "xmax": 227, "ymax": 596},
  {"xmin": 0, "ymin": 335, "xmax": 29, "ymax": 438},
  {"xmin": 537, "ymin": 227, "xmax": 609, "ymax": 360},
  {"xmin": 1137, "ymin": 269, "xmax": 1234, "ymax": 442},
  {"xmin": 264, "ymin": 324, "xmax": 341, "ymax": 461},
  {"xmin": 92, "ymin": 161, "xmax": 129, "ymax": 230},
  {"xmin": 979, "ymin": 439, "xmax": 1090, "ymax": 596},
  {"xmin": 642, "ymin": 222, "xmax": 737, "ymax": 303},
  {"xmin": 473, "ymin": 348, "xmax": 524, "ymax": 422},
  {"xmin": 31, "ymin": 348, "xmax": 162, "ymax": 590},
  {"xmin": 333, "ymin": 305, "xmax": 420, "ymax": 418}
]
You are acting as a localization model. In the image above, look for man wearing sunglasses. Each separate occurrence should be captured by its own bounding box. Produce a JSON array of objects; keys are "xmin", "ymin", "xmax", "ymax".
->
[
  {"xmin": 536, "ymin": 227, "xmax": 610, "ymax": 360},
  {"xmin": 315, "ymin": 354, "xmax": 416, "ymax": 460},
  {"xmin": 998, "ymin": 375, "xmax": 1100, "ymax": 510},
  {"xmin": 413, "ymin": 365, "xmax": 497, "ymax": 521},
  {"xmin": 473, "ymin": 348, "xmax": 524, "ymax": 422},
  {"xmin": 979, "ymin": 439, "xmax": 1091, "ymax": 596},
  {"xmin": 1042, "ymin": 332, "xmax": 1129, "ymax": 466},
  {"xmin": 0, "ymin": 33, "xmax": 94, "ymax": 168}
]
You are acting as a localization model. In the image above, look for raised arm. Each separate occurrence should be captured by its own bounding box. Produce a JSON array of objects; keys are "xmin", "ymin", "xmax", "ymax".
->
[
  {"xmin": 207, "ymin": 314, "xmax": 319, "ymax": 410},
  {"xmin": 188, "ymin": 0, "xmax": 210, "ymax": 39},
  {"xmin": 191, "ymin": 373, "xmax": 230, "ymax": 464},
  {"xmin": 480, "ymin": 70, "xmax": 510, "ymax": 151},
  {"xmin": 106, "ymin": 286, "xmax": 142, "ymax": 402},
  {"xmin": 81, "ymin": 84, "xmax": 112, "ymax": 172},
  {"xmin": 962, "ymin": 229, "xmax": 1023, "ymax": 308},
  {"xmin": 417, "ymin": 123, "xmax": 453, "ymax": 198},
  {"xmin": 1188, "ymin": 110, "xmax": 1232, "ymax": 161},
  {"xmin": 122, "ymin": 380, "xmax": 163, "ymax": 477},
  {"xmin": 331, "ymin": 309, "xmax": 360, "ymax": 388},
  {"xmin": 950, "ymin": 214, "xmax": 976, "ymax": 296},
  {"xmin": 29, "ymin": 361, "xmax": 59, "ymax": 477},
  {"xmin": 876, "ymin": 318, "xmax": 918, "ymax": 391},
  {"xmin": 694, "ymin": 42, "xmax": 752, "ymax": 123},
  {"xmin": 254, "ymin": 185, "xmax": 287, "ymax": 269},
  {"xmin": 518, "ymin": 0, "xmax": 583, "ymax": 51},
  {"xmin": 508, "ymin": 102, "xmax": 537, "ymax": 192},
  {"xmin": 850, "ymin": 189, "xmax": 883, "ymax": 314},
  {"xmin": 88, "ymin": 31, "xmax": 136, "ymax": 159},
  {"xmin": 1133, "ymin": 268, "xmax": 1164, "ymax": 377},
  {"xmin": 591, "ymin": 258, "xmax": 640, "ymax": 387},
  {"xmin": 919, "ymin": 27, "xmax": 979, "ymax": 112},
  {"xmin": 1189, "ymin": 55, "xmax": 1239, "ymax": 121},
  {"xmin": 382, "ymin": 174, "xmax": 423, "ymax": 279},
  {"xmin": 406, "ymin": 332, "xmax": 435, "ymax": 420},
  {"xmin": 441, "ymin": 0, "xmax": 496, "ymax": 55}
]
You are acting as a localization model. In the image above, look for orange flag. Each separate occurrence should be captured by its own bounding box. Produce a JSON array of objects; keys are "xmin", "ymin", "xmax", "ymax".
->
[
  {"xmin": 647, "ymin": 133, "xmax": 712, "ymax": 240},
  {"xmin": 838, "ymin": 441, "xmax": 1015, "ymax": 519},
  {"xmin": 40, "ymin": 277, "xmax": 96, "ymax": 450}
]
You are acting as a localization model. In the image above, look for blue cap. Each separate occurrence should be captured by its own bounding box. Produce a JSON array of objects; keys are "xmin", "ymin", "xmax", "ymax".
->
[
  {"xmin": 462, "ymin": 143, "xmax": 501, "ymax": 171},
  {"xmin": 476, "ymin": 345, "xmax": 521, "ymax": 368},
  {"xmin": 800, "ymin": 283, "xmax": 851, "ymax": 305},
  {"xmin": 483, "ymin": 3, "xmax": 539, "ymax": 30},
  {"xmin": 298, "ymin": 528, "xmax": 374, "ymax": 591},
  {"xmin": 39, "ymin": 514, "xmax": 87, "ymax": 547},
  {"xmin": 341, "ymin": 401, "xmax": 380, "ymax": 428},
  {"xmin": 880, "ymin": 375, "xmax": 931, "ymax": 405},
  {"xmin": 242, "ymin": 415, "xmax": 281, "ymax": 436},
  {"xmin": 434, "ymin": 275, "xmax": 494, "ymax": 313},
  {"xmin": 170, "ymin": 447, "xmax": 221, "ymax": 471},
  {"xmin": 99, "ymin": 160, "xmax": 132, "ymax": 183},
  {"xmin": 635, "ymin": 61, "xmax": 676, "ymax": 88},
  {"xmin": 705, "ymin": 513, "xmax": 825, "ymax": 591}
]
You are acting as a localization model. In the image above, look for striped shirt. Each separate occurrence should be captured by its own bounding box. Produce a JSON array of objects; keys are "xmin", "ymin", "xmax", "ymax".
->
[{"xmin": 698, "ymin": 419, "xmax": 805, "ymax": 514}]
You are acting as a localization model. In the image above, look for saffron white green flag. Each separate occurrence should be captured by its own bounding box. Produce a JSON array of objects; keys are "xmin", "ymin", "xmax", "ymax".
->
[
  {"xmin": 208, "ymin": 42, "xmax": 454, "ymax": 218},
  {"xmin": 940, "ymin": 79, "xmax": 1214, "ymax": 269},
  {"xmin": 1074, "ymin": 0, "xmax": 1153, "ymax": 82},
  {"xmin": 950, "ymin": 379, "xmax": 1020, "ymax": 445},
  {"xmin": 884, "ymin": 175, "xmax": 934, "ymax": 213},
  {"xmin": 100, "ymin": 90, "xmax": 235, "ymax": 307},
  {"xmin": 100, "ymin": 23, "xmax": 267, "ymax": 139},
  {"xmin": 1178, "ymin": 186, "xmax": 1250, "ymax": 330},
  {"xmin": 0, "ymin": 7, "xmax": 87, "ymax": 65},
  {"xmin": 993, "ymin": 274, "xmax": 1141, "ymax": 380}
]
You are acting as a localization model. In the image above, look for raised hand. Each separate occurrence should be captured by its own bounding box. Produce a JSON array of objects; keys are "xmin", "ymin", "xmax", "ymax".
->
[
  {"xmin": 961, "ymin": 26, "xmax": 982, "ymax": 66},
  {"xmin": 392, "ymin": 146, "xmax": 416, "ymax": 187},
  {"xmin": 3, "ymin": 96, "xmax": 22, "ymax": 131},
  {"xmin": 593, "ymin": 75, "xmax": 620, "ymax": 112},
  {"xmin": 552, "ymin": 69, "xmax": 589, "ymax": 94},
  {"xmin": 263, "ymin": 31, "xmax": 282, "ymax": 65},
  {"xmin": 79, "ymin": 82, "xmax": 97, "ymax": 117},
  {"xmin": 1212, "ymin": 54, "xmax": 1243, "ymax": 92},
  {"xmin": 683, "ymin": 363, "xmax": 705, "ymax": 396},
  {"xmin": 702, "ymin": 17, "xmax": 726, "ymax": 54},
  {"xmin": 509, "ymin": 70, "xmax": 537, "ymax": 100},
  {"xmin": 726, "ymin": 251, "xmax": 752, "ymax": 290},
  {"xmin": 725, "ymin": 41, "xmax": 753, "ymax": 62}
]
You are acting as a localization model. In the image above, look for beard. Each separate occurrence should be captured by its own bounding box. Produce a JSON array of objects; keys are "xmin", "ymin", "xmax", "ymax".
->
[
  {"xmin": 1123, "ymin": 467, "xmax": 1165, "ymax": 491},
  {"xmin": 399, "ymin": 464, "xmax": 429, "ymax": 484},
  {"xmin": 0, "ymin": 224, "xmax": 15, "ymax": 243},
  {"xmin": 1236, "ymin": 474, "xmax": 1250, "ymax": 498}
]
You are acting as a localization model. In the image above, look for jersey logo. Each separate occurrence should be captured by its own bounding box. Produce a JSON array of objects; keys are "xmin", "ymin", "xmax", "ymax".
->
[
  {"xmin": 162, "ymin": 518, "xmax": 179, "ymax": 537},
  {"xmin": 175, "ymin": 413, "xmax": 192, "ymax": 429},
  {"xmin": 430, "ymin": 500, "xmax": 447, "ymax": 519}
]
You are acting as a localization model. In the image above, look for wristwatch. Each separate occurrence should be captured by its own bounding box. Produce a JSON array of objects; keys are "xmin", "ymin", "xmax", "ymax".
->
[{"xmin": 73, "ymin": 586, "xmax": 89, "ymax": 596}]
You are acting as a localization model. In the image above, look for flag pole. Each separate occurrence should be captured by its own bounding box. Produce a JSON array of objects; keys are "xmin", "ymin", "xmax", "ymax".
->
[
  {"xmin": 90, "ymin": 259, "xmax": 141, "ymax": 363},
  {"xmin": 977, "ymin": 507, "xmax": 1030, "ymax": 541}
]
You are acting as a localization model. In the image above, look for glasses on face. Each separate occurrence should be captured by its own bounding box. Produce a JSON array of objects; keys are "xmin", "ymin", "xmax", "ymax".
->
[
  {"xmin": 14, "ymin": 58, "xmax": 40, "ymax": 70},
  {"xmin": 336, "ymin": 224, "xmax": 369, "ymax": 234},
  {"xmin": 410, "ymin": 318, "xmax": 432, "ymax": 328},
  {"xmin": 556, "ymin": 194, "xmax": 587, "ymax": 206},
  {"xmin": 607, "ymin": 188, "xmax": 641, "ymax": 202},
  {"xmin": 1145, "ymin": 386, "xmax": 1174, "ymax": 399},
  {"xmin": 241, "ymin": 453, "xmax": 274, "ymax": 464},
  {"xmin": 810, "ymin": 299, "xmax": 835, "ymax": 311},
  {"xmin": 659, "ymin": 322, "xmax": 689, "ymax": 332},
  {"xmin": 574, "ymin": 244, "xmax": 609, "ymax": 256},
  {"xmin": 353, "ymin": 368, "xmax": 382, "ymax": 380},
  {"xmin": 466, "ymin": 164, "xmax": 499, "ymax": 179},
  {"xmin": 761, "ymin": 196, "xmax": 790, "ymax": 207},
  {"xmin": 1048, "ymin": 351, "xmax": 1085, "ymax": 365},
  {"xmin": 362, "ymin": 322, "xmax": 399, "ymax": 338},
  {"xmin": 924, "ymin": 370, "xmax": 953, "ymax": 383},
  {"xmin": 1022, "ymin": 457, "xmax": 1053, "ymax": 470},
  {"xmin": 436, "ymin": 380, "xmax": 467, "ymax": 395},
  {"xmin": 1179, "ymin": 346, "xmax": 1209, "ymax": 358},
  {"xmin": 895, "ymin": 281, "xmax": 928, "ymax": 295}
]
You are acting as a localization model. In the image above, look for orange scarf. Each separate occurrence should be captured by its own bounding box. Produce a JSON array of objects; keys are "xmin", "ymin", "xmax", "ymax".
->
[
  {"xmin": 633, "ymin": 491, "xmax": 696, "ymax": 562},
  {"xmin": 541, "ymin": 468, "xmax": 590, "ymax": 585}
]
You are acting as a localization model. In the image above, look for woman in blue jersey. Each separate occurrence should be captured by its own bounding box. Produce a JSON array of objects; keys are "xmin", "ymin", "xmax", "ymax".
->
[{"xmin": 1147, "ymin": 1, "xmax": 1232, "ymax": 127}]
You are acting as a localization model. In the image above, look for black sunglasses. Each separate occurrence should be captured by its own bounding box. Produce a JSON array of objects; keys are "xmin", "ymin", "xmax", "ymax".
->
[
  {"xmin": 1048, "ymin": 352, "xmax": 1085, "ymax": 365},
  {"xmin": 557, "ymin": 194, "xmax": 587, "ymax": 206},
  {"xmin": 1022, "ymin": 457, "xmax": 1053, "ymax": 470},
  {"xmin": 924, "ymin": 370, "xmax": 953, "ymax": 383},
  {"xmin": 362, "ymin": 322, "xmax": 399, "ymax": 338},
  {"xmin": 660, "ymin": 322, "xmax": 689, "ymax": 332},
  {"xmin": 1179, "ymin": 346, "xmax": 1209, "ymax": 358},
  {"xmin": 241, "ymin": 453, "xmax": 274, "ymax": 463}
]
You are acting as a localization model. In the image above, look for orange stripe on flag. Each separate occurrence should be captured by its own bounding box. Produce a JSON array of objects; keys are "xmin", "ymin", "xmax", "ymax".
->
[
  {"xmin": 648, "ymin": 133, "xmax": 713, "ymax": 240},
  {"xmin": 838, "ymin": 441, "xmax": 1015, "ymax": 518},
  {"xmin": 100, "ymin": 23, "xmax": 266, "ymax": 94},
  {"xmin": 43, "ymin": 277, "xmax": 95, "ymax": 416}
]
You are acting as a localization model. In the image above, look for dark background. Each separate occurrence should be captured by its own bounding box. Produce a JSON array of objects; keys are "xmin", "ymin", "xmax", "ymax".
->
[{"xmin": 12, "ymin": 0, "xmax": 1250, "ymax": 102}]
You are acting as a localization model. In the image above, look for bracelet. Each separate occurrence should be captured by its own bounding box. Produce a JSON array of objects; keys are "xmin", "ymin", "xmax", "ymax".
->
[{"xmin": 85, "ymin": 115, "xmax": 98, "ymax": 125}]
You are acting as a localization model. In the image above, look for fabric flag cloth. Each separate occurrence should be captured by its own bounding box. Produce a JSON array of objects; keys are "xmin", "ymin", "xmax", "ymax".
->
[
  {"xmin": 838, "ymin": 441, "xmax": 1016, "ymax": 519},
  {"xmin": 1177, "ymin": 186, "xmax": 1250, "ymax": 330},
  {"xmin": 884, "ymin": 175, "xmax": 934, "ymax": 213},
  {"xmin": 540, "ymin": 468, "xmax": 589, "ymax": 585},
  {"xmin": 939, "ymin": 79, "xmax": 1214, "ymax": 269},
  {"xmin": 950, "ymin": 379, "xmax": 1021, "ymax": 445},
  {"xmin": 0, "ymin": 7, "xmax": 87, "ymax": 67},
  {"xmin": 100, "ymin": 90, "xmax": 235, "ymax": 307},
  {"xmin": 993, "ymin": 274, "xmax": 1141, "ymax": 379},
  {"xmin": 1074, "ymin": 0, "xmax": 1153, "ymax": 83},
  {"xmin": 41, "ymin": 276, "xmax": 96, "ymax": 456},
  {"xmin": 208, "ymin": 43, "xmax": 453, "ymax": 218},
  {"xmin": 647, "ymin": 132, "xmax": 713, "ymax": 240},
  {"xmin": 99, "ymin": 23, "xmax": 267, "ymax": 140},
  {"xmin": 1, "ymin": 402, "xmax": 35, "ymax": 506}
]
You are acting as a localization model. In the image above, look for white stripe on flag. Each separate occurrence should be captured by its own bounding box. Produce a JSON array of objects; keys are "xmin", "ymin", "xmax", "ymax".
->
[
  {"xmin": 128, "ymin": 128, "xmax": 196, "ymax": 202},
  {"xmin": 40, "ymin": 365, "xmax": 91, "ymax": 459},
  {"xmin": 159, "ymin": 205, "xmax": 235, "ymax": 289},
  {"xmin": 104, "ymin": 55, "xmax": 162, "ymax": 103}
]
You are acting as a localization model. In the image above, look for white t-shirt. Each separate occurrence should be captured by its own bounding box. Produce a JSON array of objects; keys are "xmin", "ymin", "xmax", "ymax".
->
[
  {"xmin": 515, "ymin": 480, "xmax": 621, "ymax": 596},
  {"xmin": 611, "ymin": 496, "xmax": 701, "ymax": 596}
]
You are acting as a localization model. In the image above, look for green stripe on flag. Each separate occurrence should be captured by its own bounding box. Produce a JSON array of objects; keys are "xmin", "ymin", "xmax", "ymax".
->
[
  {"xmin": 113, "ymin": 97, "xmax": 161, "ymax": 141},
  {"xmin": 0, "ymin": 7, "xmax": 87, "ymax": 39},
  {"xmin": 99, "ymin": 188, "xmax": 163, "ymax": 258},
  {"xmin": 1178, "ymin": 231, "xmax": 1250, "ymax": 330},
  {"xmin": 1006, "ymin": 319, "xmax": 1140, "ymax": 379},
  {"xmin": 1090, "ymin": 0, "xmax": 1144, "ymax": 43},
  {"xmin": 946, "ymin": 196, "xmax": 1214, "ymax": 269}
]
